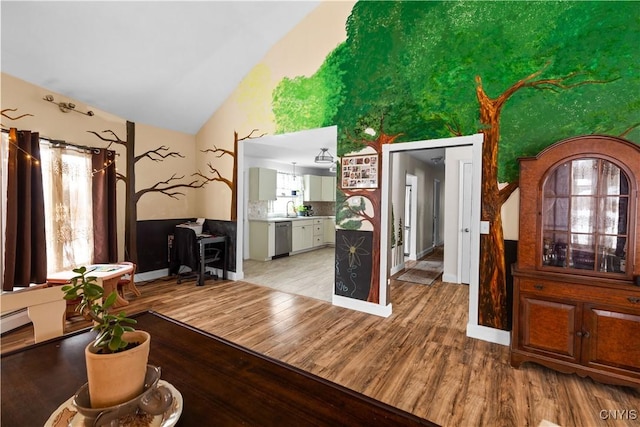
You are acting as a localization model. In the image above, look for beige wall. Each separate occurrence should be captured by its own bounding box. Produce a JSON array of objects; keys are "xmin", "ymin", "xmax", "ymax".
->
[
  {"xmin": 1, "ymin": 73, "xmax": 198, "ymax": 259},
  {"xmin": 194, "ymin": 1, "xmax": 356, "ymax": 220}
]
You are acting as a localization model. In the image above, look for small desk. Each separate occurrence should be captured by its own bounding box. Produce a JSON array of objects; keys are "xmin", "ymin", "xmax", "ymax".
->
[
  {"xmin": 1, "ymin": 312, "xmax": 437, "ymax": 427},
  {"xmin": 46, "ymin": 264, "xmax": 134, "ymax": 308}
]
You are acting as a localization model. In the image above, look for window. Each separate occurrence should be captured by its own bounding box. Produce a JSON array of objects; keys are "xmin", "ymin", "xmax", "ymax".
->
[
  {"xmin": 271, "ymin": 172, "xmax": 303, "ymax": 216},
  {"xmin": 541, "ymin": 158, "xmax": 629, "ymax": 273},
  {"xmin": 40, "ymin": 143, "xmax": 94, "ymax": 273}
]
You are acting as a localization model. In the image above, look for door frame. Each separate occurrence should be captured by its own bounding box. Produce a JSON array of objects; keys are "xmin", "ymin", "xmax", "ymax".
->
[
  {"xmin": 404, "ymin": 174, "xmax": 418, "ymax": 260},
  {"xmin": 381, "ymin": 133, "xmax": 509, "ymax": 345}
]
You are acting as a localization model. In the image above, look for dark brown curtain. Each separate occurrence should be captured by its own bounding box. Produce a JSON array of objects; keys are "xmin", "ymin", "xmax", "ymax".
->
[
  {"xmin": 3, "ymin": 128, "xmax": 47, "ymax": 290},
  {"xmin": 92, "ymin": 149, "xmax": 118, "ymax": 263}
]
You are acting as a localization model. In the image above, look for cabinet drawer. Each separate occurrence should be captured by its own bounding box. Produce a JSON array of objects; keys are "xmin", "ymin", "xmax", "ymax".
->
[
  {"xmin": 313, "ymin": 225, "xmax": 322, "ymax": 236},
  {"xmin": 518, "ymin": 278, "xmax": 640, "ymax": 310},
  {"xmin": 314, "ymin": 218, "xmax": 323, "ymax": 225},
  {"xmin": 313, "ymin": 236, "xmax": 323, "ymax": 247}
]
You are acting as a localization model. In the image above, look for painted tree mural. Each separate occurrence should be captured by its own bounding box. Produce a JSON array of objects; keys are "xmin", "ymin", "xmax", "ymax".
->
[
  {"xmin": 89, "ymin": 121, "xmax": 207, "ymax": 263},
  {"xmin": 194, "ymin": 129, "xmax": 265, "ymax": 221},
  {"xmin": 273, "ymin": 1, "xmax": 639, "ymax": 327},
  {"xmin": 336, "ymin": 116, "xmax": 402, "ymax": 302}
]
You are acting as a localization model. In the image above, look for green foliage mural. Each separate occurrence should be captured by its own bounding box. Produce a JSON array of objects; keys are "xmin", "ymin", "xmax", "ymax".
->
[
  {"xmin": 271, "ymin": 0, "xmax": 639, "ymax": 323},
  {"xmin": 275, "ymin": 0, "xmax": 639, "ymax": 180}
]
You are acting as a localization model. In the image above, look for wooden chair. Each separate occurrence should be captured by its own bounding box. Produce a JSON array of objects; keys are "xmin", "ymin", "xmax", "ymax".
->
[
  {"xmin": 0, "ymin": 285, "xmax": 66, "ymax": 343},
  {"xmin": 116, "ymin": 261, "xmax": 141, "ymax": 298}
]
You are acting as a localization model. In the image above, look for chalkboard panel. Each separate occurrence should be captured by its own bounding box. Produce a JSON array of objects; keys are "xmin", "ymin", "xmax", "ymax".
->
[{"xmin": 334, "ymin": 229, "xmax": 373, "ymax": 301}]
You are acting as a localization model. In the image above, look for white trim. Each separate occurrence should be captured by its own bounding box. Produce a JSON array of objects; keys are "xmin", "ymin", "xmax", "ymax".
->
[
  {"xmin": 442, "ymin": 273, "xmax": 458, "ymax": 283},
  {"xmin": 417, "ymin": 246, "xmax": 434, "ymax": 260},
  {"xmin": 390, "ymin": 261, "xmax": 405, "ymax": 276},
  {"xmin": 382, "ymin": 133, "xmax": 506, "ymax": 346},
  {"xmin": 135, "ymin": 268, "xmax": 242, "ymax": 283},
  {"xmin": 466, "ymin": 323, "xmax": 511, "ymax": 346},
  {"xmin": 332, "ymin": 295, "xmax": 392, "ymax": 317},
  {"xmin": 1, "ymin": 309, "xmax": 30, "ymax": 333}
]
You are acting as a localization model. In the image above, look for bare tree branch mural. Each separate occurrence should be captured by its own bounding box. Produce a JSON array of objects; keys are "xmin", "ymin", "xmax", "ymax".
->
[
  {"xmin": 196, "ymin": 129, "xmax": 265, "ymax": 221},
  {"xmin": 89, "ymin": 121, "xmax": 207, "ymax": 263}
]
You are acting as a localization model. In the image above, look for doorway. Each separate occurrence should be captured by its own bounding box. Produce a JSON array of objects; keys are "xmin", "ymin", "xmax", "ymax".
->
[{"xmin": 380, "ymin": 134, "xmax": 488, "ymax": 342}]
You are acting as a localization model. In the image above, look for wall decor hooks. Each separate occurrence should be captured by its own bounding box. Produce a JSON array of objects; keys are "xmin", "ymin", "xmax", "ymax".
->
[{"xmin": 43, "ymin": 94, "xmax": 94, "ymax": 116}]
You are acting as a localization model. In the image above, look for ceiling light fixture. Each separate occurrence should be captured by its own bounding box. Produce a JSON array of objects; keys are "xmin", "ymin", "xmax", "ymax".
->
[
  {"xmin": 314, "ymin": 148, "xmax": 334, "ymax": 164},
  {"xmin": 43, "ymin": 94, "xmax": 94, "ymax": 116},
  {"xmin": 431, "ymin": 156, "xmax": 443, "ymax": 164},
  {"xmin": 292, "ymin": 161, "xmax": 297, "ymax": 178}
]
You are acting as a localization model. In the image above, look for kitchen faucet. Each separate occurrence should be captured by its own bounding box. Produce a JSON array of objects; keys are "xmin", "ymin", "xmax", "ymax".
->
[{"xmin": 286, "ymin": 200, "xmax": 295, "ymax": 218}]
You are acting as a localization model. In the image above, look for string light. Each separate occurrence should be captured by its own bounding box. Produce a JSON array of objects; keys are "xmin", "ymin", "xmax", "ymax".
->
[{"xmin": 3, "ymin": 129, "xmax": 118, "ymax": 175}]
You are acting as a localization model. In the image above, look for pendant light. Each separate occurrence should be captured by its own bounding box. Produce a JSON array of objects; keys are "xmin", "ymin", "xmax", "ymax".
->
[{"xmin": 314, "ymin": 148, "xmax": 334, "ymax": 164}]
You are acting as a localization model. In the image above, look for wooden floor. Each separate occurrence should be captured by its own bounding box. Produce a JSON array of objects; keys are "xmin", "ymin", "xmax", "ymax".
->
[{"xmin": 2, "ymin": 254, "xmax": 639, "ymax": 427}]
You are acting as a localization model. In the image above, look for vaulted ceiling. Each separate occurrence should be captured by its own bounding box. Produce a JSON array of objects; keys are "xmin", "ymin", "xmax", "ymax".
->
[{"xmin": 1, "ymin": 1, "xmax": 319, "ymax": 135}]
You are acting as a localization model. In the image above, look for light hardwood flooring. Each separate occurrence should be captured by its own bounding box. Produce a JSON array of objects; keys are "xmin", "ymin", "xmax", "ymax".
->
[
  {"xmin": 243, "ymin": 247, "xmax": 335, "ymax": 301},
  {"xmin": 2, "ymin": 254, "xmax": 639, "ymax": 427}
]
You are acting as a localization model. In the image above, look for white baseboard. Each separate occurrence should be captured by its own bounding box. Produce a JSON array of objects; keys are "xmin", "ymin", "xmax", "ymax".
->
[
  {"xmin": 1, "ymin": 309, "xmax": 30, "ymax": 334},
  {"xmin": 136, "ymin": 268, "xmax": 241, "ymax": 283},
  {"xmin": 442, "ymin": 273, "xmax": 459, "ymax": 283},
  {"xmin": 417, "ymin": 246, "xmax": 434, "ymax": 260},
  {"xmin": 466, "ymin": 323, "xmax": 511, "ymax": 346},
  {"xmin": 390, "ymin": 262, "xmax": 405, "ymax": 276},
  {"xmin": 332, "ymin": 295, "xmax": 392, "ymax": 318}
]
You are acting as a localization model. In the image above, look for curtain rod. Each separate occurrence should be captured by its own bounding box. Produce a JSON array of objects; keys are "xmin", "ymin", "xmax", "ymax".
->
[{"xmin": 1, "ymin": 127, "xmax": 114, "ymax": 153}]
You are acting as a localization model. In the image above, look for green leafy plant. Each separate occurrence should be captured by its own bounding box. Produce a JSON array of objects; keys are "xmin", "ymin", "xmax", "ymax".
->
[{"xmin": 62, "ymin": 266, "xmax": 137, "ymax": 353}]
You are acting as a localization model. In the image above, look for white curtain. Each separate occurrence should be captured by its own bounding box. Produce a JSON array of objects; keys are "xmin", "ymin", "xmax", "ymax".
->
[{"xmin": 40, "ymin": 144, "xmax": 94, "ymax": 273}]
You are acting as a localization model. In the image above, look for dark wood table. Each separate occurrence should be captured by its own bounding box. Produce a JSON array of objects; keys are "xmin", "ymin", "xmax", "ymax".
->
[{"xmin": 1, "ymin": 311, "xmax": 437, "ymax": 426}]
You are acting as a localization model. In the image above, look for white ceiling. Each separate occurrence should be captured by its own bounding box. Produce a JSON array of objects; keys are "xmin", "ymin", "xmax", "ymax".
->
[
  {"xmin": 245, "ymin": 125, "xmax": 337, "ymax": 170},
  {"xmin": 1, "ymin": 1, "xmax": 319, "ymax": 135}
]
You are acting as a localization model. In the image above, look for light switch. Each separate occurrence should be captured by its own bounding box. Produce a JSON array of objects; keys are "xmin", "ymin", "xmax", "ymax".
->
[{"xmin": 480, "ymin": 221, "xmax": 490, "ymax": 234}]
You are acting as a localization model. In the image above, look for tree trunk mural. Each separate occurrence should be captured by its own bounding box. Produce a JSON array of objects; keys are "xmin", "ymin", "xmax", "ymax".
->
[
  {"xmin": 340, "ymin": 124, "xmax": 401, "ymax": 303},
  {"xmin": 195, "ymin": 129, "xmax": 265, "ymax": 221},
  {"xmin": 475, "ymin": 65, "xmax": 616, "ymax": 329},
  {"xmin": 89, "ymin": 121, "xmax": 207, "ymax": 264}
]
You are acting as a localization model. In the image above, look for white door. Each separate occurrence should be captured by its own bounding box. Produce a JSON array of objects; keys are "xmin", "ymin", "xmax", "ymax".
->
[
  {"xmin": 460, "ymin": 162, "xmax": 472, "ymax": 284},
  {"xmin": 404, "ymin": 184, "xmax": 412, "ymax": 257}
]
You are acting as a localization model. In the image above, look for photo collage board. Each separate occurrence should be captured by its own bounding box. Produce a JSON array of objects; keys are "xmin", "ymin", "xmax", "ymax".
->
[{"xmin": 341, "ymin": 154, "xmax": 379, "ymax": 189}]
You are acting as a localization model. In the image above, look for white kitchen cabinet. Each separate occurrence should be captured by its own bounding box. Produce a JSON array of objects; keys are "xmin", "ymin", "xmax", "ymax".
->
[
  {"xmin": 249, "ymin": 167, "xmax": 277, "ymax": 201},
  {"xmin": 292, "ymin": 220, "xmax": 313, "ymax": 252},
  {"xmin": 323, "ymin": 217, "xmax": 335, "ymax": 245},
  {"xmin": 313, "ymin": 218, "xmax": 324, "ymax": 247},
  {"xmin": 304, "ymin": 174, "xmax": 336, "ymax": 202},
  {"xmin": 249, "ymin": 221, "xmax": 275, "ymax": 261},
  {"xmin": 303, "ymin": 175, "xmax": 323, "ymax": 201},
  {"xmin": 321, "ymin": 176, "xmax": 336, "ymax": 201}
]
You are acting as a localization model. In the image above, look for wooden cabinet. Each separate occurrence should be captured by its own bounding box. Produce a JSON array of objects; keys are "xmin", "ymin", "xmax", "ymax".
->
[
  {"xmin": 512, "ymin": 135, "xmax": 640, "ymax": 387},
  {"xmin": 249, "ymin": 168, "xmax": 277, "ymax": 201},
  {"xmin": 324, "ymin": 217, "xmax": 335, "ymax": 245},
  {"xmin": 292, "ymin": 220, "xmax": 313, "ymax": 252},
  {"xmin": 249, "ymin": 221, "xmax": 275, "ymax": 261}
]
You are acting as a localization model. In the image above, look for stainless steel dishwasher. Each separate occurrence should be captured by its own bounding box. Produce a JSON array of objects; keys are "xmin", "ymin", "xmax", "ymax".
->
[{"xmin": 274, "ymin": 221, "xmax": 292, "ymax": 258}]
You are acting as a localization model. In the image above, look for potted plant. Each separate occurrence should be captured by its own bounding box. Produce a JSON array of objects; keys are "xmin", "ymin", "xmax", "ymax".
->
[
  {"xmin": 296, "ymin": 205, "xmax": 307, "ymax": 217},
  {"xmin": 62, "ymin": 266, "xmax": 150, "ymax": 409}
]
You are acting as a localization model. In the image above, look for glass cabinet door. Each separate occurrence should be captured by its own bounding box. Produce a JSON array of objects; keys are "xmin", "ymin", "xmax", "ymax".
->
[{"xmin": 541, "ymin": 158, "xmax": 629, "ymax": 274}]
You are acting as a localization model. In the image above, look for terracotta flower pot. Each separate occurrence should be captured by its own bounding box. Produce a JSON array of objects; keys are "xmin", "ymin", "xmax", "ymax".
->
[{"xmin": 84, "ymin": 330, "xmax": 150, "ymax": 408}]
